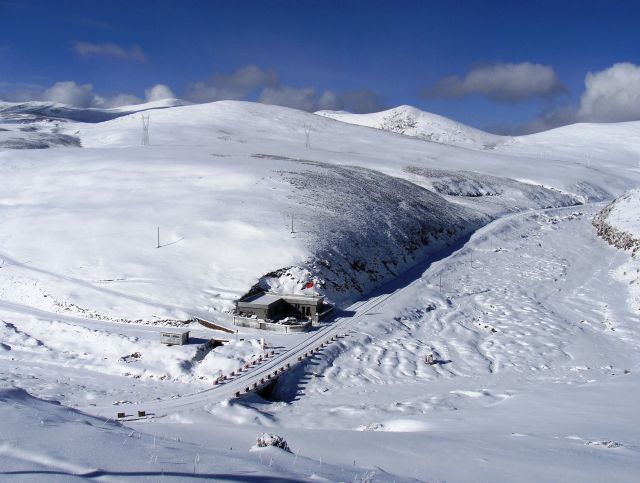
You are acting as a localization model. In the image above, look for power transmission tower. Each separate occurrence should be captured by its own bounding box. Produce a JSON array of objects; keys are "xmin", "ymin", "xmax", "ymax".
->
[
  {"xmin": 141, "ymin": 114, "xmax": 150, "ymax": 145},
  {"xmin": 303, "ymin": 124, "xmax": 311, "ymax": 149}
]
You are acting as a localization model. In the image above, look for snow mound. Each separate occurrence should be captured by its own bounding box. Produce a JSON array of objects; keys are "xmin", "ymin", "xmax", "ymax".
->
[
  {"xmin": 316, "ymin": 104, "xmax": 504, "ymax": 148},
  {"xmin": 254, "ymin": 433, "xmax": 291, "ymax": 452},
  {"xmin": 357, "ymin": 419, "xmax": 430, "ymax": 432}
]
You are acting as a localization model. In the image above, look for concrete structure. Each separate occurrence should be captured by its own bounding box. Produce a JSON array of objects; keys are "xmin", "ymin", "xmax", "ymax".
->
[
  {"xmin": 235, "ymin": 292, "xmax": 325, "ymax": 322},
  {"xmin": 160, "ymin": 330, "xmax": 189, "ymax": 345}
]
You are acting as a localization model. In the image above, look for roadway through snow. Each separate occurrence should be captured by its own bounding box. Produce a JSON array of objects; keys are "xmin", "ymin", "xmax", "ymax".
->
[
  {"xmin": 83, "ymin": 291, "xmax": 397, "ymax": 419},
  {"xmin": 80, "ymin": 202, "xmax": 592, "ymax": 420}
]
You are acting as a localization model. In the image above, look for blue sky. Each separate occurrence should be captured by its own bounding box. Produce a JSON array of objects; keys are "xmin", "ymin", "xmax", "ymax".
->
[{"xmin": 2, "ymin": 0, "xmax": 640, "ymax": 132}]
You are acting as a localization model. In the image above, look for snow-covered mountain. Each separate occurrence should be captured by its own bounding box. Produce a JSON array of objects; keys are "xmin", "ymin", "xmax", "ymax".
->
[
  {"xmin": 316, "ymin": 104, "xmax": 505, "ymax": 148},
  {"xmin": 0, "ymin": 98, "xmax": 191, "ymax": 123},
  {"xmin": 0, "ymin": 98, "xmax": 193, "ymax": 148},
  {"xmin": 2, "ymin": 99, "xmax": 624, "ymax": 318},
  {"xmin": 2, "ymin": 99, "xmax": 640, "ymax": 482},
  {"xmin": 316, "ymin": 105, "xmax": 640, "ymax": 174},
  {"xmin": 0, "ymin": 101, "xmax": 581, "ymax": 325}
]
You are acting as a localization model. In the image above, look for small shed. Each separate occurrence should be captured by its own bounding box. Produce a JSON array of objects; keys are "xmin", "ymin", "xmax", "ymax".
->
[{"xmin": 160, "ymin": 330, "xmax": 189, "ymax": 345}]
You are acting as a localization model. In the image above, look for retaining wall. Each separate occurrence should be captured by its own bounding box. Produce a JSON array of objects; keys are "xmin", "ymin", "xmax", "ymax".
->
[{"xmin": 233, "ymin": 316, "xmax": 311, "ymax": 333}]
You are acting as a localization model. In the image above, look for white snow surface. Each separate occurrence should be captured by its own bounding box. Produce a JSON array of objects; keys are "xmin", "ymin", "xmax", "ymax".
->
[{"xmin": 1, "ymin": 99, "xmax": 640, "ymax": 481}]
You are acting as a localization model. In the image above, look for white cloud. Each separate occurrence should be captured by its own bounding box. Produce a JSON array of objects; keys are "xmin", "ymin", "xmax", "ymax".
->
[
  {"xmin": 185, "ymin": 65, "xmax": 278, "ymax": 103},
  {"xmin": 576, "ymin": 63, "xmax": 640, "ymax": 122},
  {"xmin": 425, "ymin": 62, "xmax": 566, "ymax": 102},
  {"xmin": 259, "ymin": 86, "xmax": 386, "ymax": 113},
  {"xmin": 40, "ymin": 81, "xmax": 164, "ymax": 108},
  {"xmin": 145, "ymin": 84, "xmax": 175, "ymax": 102},
  {"xmin": 522, "ymin": 62, "xmax": 640, "ymax": 133},
  {"xmin": 184, "ymin": 65, "xmax": 386, "ymax": 113},
  {"xmin": 73, "ymin": 41, "xmax": 148, "ymax": 63},
  {"xmin": 317, "ymin": 91, "xmax": 342, "ymax": 111},
  {"xmin": 43, "ymin": 81, "xmax": 95, "ymax": 108},
  {"xmin": 94, "ymin": 93, "xmax": 143, "ymax": 108},
  {"xmin": 3, "ymin": 64, "xmax": 386, "ymax": 115},
  {"xmin": 259, "ymin": 86, "xmax": 334, "ymax": 112},
  {"xmin": 339, "ymin": 89, "xmax": 386, "ymax": 113}
]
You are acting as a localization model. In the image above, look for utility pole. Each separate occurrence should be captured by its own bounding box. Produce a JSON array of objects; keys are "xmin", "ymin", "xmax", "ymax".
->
[
  {"xmin": 290, "ymin": 214, "xmax": 294, "ymax": 234},
  {"xmin": 157, "ymin": 226, "xmax": 160, "ymax": 248}
]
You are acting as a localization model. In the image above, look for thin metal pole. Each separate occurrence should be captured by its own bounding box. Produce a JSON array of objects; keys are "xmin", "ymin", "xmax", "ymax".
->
[{"xmin": 157, "ymin": 226, "xmax": 160, "ymax": 248}]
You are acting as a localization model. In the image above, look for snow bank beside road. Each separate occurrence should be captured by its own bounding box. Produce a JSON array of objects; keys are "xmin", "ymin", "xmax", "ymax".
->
[
  {"xmin": 593, "ymin": 188, "xmax": 640, "ymax": 254},
  {"xmin": 593, "ymin": 189, "xmax": 640, "ymax": 312}
]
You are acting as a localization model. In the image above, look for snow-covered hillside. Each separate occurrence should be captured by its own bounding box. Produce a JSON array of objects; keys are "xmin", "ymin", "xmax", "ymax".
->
[
  {"xmin": 267, "ymin": 203, "xmax": 640, "ymax": 481},
  {"xmin": 499, "ymin": 120, "xmax": 640, "ymax": 175},
  {"xmin": 317, "ymin": 105, "xmax": 640, "ymax": 188},
  {"xmin": 2, "ymin": 99, "xmax": 640, "ymax": 481},
  {"xmin": 316, "ymin": 104, "xmax": 505, "ymax": 148},
  {"xmin": 0, "ymin": 99, "xmax": 191, "ymax": 149},
  {"xmin": 0, "ymin": 100, "xmax": 598, "ymax": 326},
  {"xmin": 0, "ymin": 98, "xmax": 190, "ymax": 123}
]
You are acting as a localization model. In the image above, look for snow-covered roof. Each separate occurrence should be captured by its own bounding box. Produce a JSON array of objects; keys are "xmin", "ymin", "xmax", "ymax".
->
[{"xmin": 238, "ymin": 292, "xmax": 283, "ymax": 306}]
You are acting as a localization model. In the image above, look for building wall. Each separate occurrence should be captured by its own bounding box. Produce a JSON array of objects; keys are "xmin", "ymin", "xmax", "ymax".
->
[{"xmin": 280, "ymin": 298, "xmax": 322, "ymax": 317}]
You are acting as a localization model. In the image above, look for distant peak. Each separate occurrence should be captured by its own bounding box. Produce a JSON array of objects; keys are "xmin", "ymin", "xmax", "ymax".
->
[{"xmin": 315, "ymin": 104, "xmax": 503, "ymax": 148}]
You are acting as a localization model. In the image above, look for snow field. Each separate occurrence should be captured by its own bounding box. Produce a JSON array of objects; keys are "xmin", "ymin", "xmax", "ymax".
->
[
  {"xmin": 2, "ymin": 99, "xmax": 640, "ymax": 481},
  {"xmin": 0, "ymin": 312, "xmax": 267, "ymax": 408},
  {"xmin": 214, "ymin": 204, "xmax": 640, "ymax": 481},
  {"xmin": 1, "ymin": 387, "xmax": 391, "ymax": 482}
]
